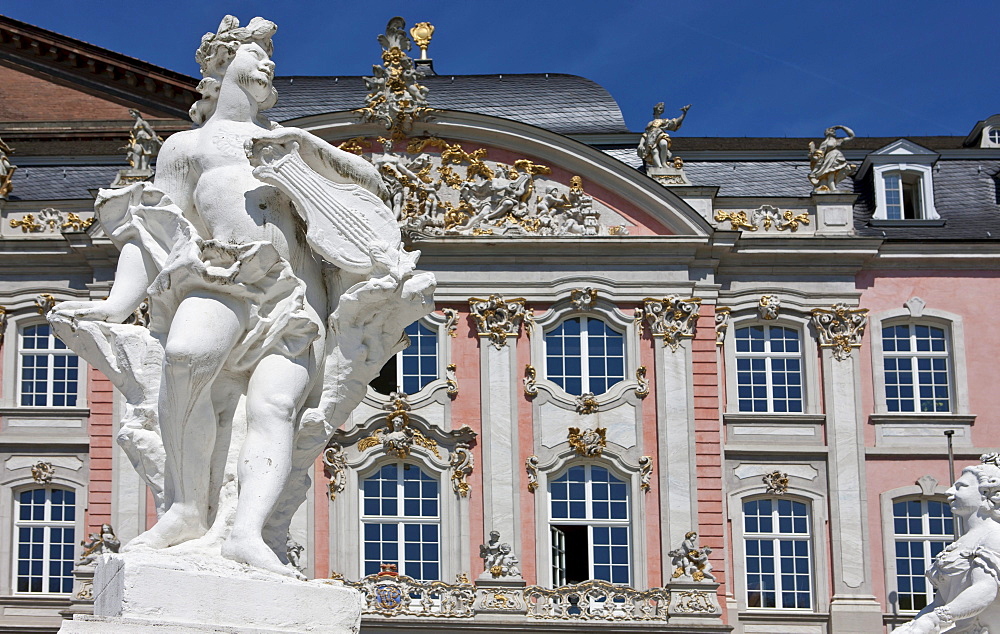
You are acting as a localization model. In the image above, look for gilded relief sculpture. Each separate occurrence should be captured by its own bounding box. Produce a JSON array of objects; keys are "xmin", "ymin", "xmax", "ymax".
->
[{"xmin": 46, "ymin": 15, "xmax": 435, "ymax": 579}]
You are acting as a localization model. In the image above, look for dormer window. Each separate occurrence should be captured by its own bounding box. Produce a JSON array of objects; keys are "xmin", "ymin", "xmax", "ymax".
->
[
  {"xmin": 882, "ymin": 171, "xmax": 923, "ymax": 220},
  {"xmin": 990, "ymin": 128, "xmax": 1000, "ymax": 145}
]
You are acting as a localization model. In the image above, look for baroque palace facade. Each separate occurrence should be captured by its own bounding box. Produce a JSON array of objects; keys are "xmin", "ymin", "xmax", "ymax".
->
[{"xmin": 1, "ymin": 14, "xmax": 999, "ymax": 634}]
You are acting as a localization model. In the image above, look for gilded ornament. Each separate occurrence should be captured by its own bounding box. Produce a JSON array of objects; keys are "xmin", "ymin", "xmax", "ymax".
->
[
  {"xmin": 811, "ymin": 303, "xmax": 868, "ymax": 361},
  {"xmin": 442, "ymin": 308, "xmax": 459, "ymax": 337},
  {"xmin": 639, "ymin": 456, "xmax": 653, "ymax": 492},
  {"xmin": 356, "ymin": 17, "xmax": 433, "ymax": 135},
  {"xmin": 524, "ymin": 580, "xmax": 669, "ymax": 621},
  {"xmin": 523, "ymin": 365, "xmax": 538, "ymax": 397},
  {"xmin": 31, "ymin": 461, "xmax": 55, "ymax": 484},
  {"xmin": 672, "ymin": 591, "xmax": 717, "ymax": 614},
  {"xmin": 409, "ymin": 22, "xmax": 434, "ymax": 59},
  {"xmin": 322, "ymin": 442, "xmax": 348, "ymax": 500},
  {"xmin": 713, "ymin": 209, "xmax": 757, "ymax": 231},
  {"xmin": 714, "ymin": 307, "xmax": 731, "ymax": 346},
  {"xmin": 449, "ymin": 442, "xmax": 473, "ymax": 497},
  {"xmin": 635, "ymin": 366, "xmax": 649, "ymax": 398},
  {"xmin": 641, "ymin": 296, "xmax": 702, "ymax": 351},
  {"xmin": 468, "ymin": 295, "xmax": 527, "ymax": 349},
  {"xmin": 758, "ymin": 295, "xmax": 780, "ymax": 320},
  {"xmin": 568, "ymin": 426, "xmax": 606, "ymax": 457},
  {"xmin": 336, "ymin": 137, "xmax": 368, "ymax": 156},
  {"xmin": 575, "ymin": 392, "xmax": 599, "ymax": 415},
  {"xmin": 570, "ymin": 287, "xmax": 598, "ymax": 310},
  {"xmin": 61, "ymin": 212, "xmax": 95, "ymax": 231},
  {"xmin": 10, "ymin": 213, "xmax": 43, "ymax": 233},
  {"xmin": 525, "ymin": 455, "xmax": 540, "ymax": 492},
  {"xmin": 445, "ymin": 363, "xmax": 458, "ymax": 396},
  {"xmin": 762, "ymin": 470, "xmax": 790, "ymax": 495},
  {"xmin": 35, "ymin": 293, "xmax": 57, "ymax": 315},
  {"xmin": 456, "ymin": 572, "xmax": 470, "ymax": 584},
  {"xmin": 0, "ymin": 137, "xmax": 17, "ymax": 198}
]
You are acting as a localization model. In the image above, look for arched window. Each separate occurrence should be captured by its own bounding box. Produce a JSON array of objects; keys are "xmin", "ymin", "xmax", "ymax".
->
[
  {"xmin": 743, "ymin": 497, "xmax": 812, "ymax": 609},
  {"xmin": 361, "ymin": 463, "xmax": 440, "ymax": 580},
  {"xmin": 893, "ymin": 499, "xmax": 952, "ymax": 612},
  {"xmin": 14, "ymin": 488, "xmax": 76, "ymax": 594},
  {"xmin": 882, "ymin": 324, "xmax": 951, "ymax": 413},
  {"xmin": 734, "ymin": 325, "xmax": 803, "ymax": 413},
  {"xmin": 18, "ymin": 324, "xmax": 80, "ymax": 407},
  {"xmin": 370, "ymin": 322, "xmax": 438, "ymax": 395},
  {"xmin": 544, "ymin": 317, "xmax": 625, "ymax": 396},
  {"xmin": 549, "ymin": 464, "xmax": 630, "ymax": 586}
]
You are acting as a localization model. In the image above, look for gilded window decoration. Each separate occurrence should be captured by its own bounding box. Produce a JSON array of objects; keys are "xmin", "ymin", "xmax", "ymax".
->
[
  {"xmin": 323, "ymin": 442, "xmax": 348, "ymax": 500},
  {"xmin": 567, "ymin": 426, "xmax": 606, "ymax": 457},
  {"xmin": 811, "ymin": 303, "xmax": 868, "ymax": 361},
  {"xmin": 526, "ymin": 455, "xmax": 540, "ymax": 492},
  {"xmin": 469, "ymin": 295, "xmax": 527, "ymax": 349},
  {"xmin": 641, "ymin": 296, "xmax": 701, "ymax": 351},
  {"xmin": 715, "ymin": 308, "xmax": 731, "ymax": 345},
  {"xmin": 445, "ymin": 363, "xmax": 458, "ymax": 397},
  {"xmin": 523, "ymin": 365, "xmax": 538, "ymax": 397},
  {"xmin": 449, "ymin": 442, "xmax": 473, "ymax": 497},
  {"xmin": 31, "ymin": 461, "xmax": 55, "ymax": 484},
  {"xmin": 635, "ymin": 366, "xmax": 649, "ymax": 398},
  {"xmin": 569, "ymin": 287, "xmax": 598, "ymax": 310},
  {"xmin": 639, "ymin": 456, "xmax": 653, "ymax": 492},
  {"xmin": 761, "ymin": 470, "xmax": 790, "ymax": 495}
]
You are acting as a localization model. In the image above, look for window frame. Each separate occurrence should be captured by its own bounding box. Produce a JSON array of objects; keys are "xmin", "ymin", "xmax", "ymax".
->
[
  {"xmin": 16, "ymin": 322, "xmax": 83, "ymax": 409},
  {"xmin": 872, "ymin": 163, "xmax": 939, "ymax": 221},
  {"xmin": 2, "ymin": 314, "xmax": 88, "ymax": 411},
  {"xmin": 11, "ymin": 486, "xmax": 78, "ymax": 595},
  {"xmin": 870, "ymin": 309, "xmax": 969, "ymax": 417},
  {"xmin": 358, "ymin": 460, "xmax": 442, "ymax": 581},
  {"xmin": 740, "ymin": 496, "xmax": 814, "ymax": 611},
  {"xmin": 542, "ymin": 315, "xmax": 628, "ymax": 397},
  {"xmin": 367, "ymin": 314, "xmax": 449, "ymax": 401},
  {"xmin": 880, "ymin": 323, "xmax": 952, "ymax": 414},
  {"xmin": 889, "ymin": 497, "xmax": 953, "ymax": 613},
  {"xmin": 732, "ymin": 323, "xmax": 806, "ymax": 414}
]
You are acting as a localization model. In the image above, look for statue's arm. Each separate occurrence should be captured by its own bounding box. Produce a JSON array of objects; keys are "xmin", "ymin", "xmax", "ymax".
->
[{"xmin": 899, "ymin": 566, "xmax": 998, "ymax": 632}]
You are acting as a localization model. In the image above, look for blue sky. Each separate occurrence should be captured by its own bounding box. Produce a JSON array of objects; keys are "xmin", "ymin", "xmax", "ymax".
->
[{"xmin": 3, "ymin": 1, "xmax": 996, "ymax": 138}]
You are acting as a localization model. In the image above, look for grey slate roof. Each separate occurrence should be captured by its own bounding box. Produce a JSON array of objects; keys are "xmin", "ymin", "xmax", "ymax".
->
[
  {"xmin": 268, "ymin": 74, "xmax": 630, "ymax": 135},
  {"xmin": 7, "ymin": 165, "xmax": 118, "ymax": 201}
]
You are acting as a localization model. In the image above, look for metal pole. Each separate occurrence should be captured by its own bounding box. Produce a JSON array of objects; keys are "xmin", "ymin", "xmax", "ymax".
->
[{"xmin": 945, "ymin": 430, "xmax": 958, "ymax": 540}]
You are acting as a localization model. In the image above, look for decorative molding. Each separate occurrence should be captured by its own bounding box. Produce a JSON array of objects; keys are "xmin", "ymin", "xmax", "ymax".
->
[
  {"xmin": 356, "ymin": 17, "xmax": 433, "ymax": 136},
  {"xmin": 10, "ymin": 213, "xmax": 43, "ymax": 233},
  {"xmin": 523, "ymin": 365, "xmax": 538, "ymax": 397},
  {"xmin": 714, "ymin": 205, "xmax": 810, "ymax": 232},
  {"xmin": 762, "ymin": 470, "xmax": 790, "ymax": 495},
  {"xmin": 574, "ymin": 392, "xmax": 599, "ymax": 415},
  {"xmin": 905, "ymin": 296, "xmax": 926, "ymax": 318},
  {"xmin": 442, "ymin": 308, "xmax": 459, "ymax": 337},
  {"xmin": 34, "ymin": 293, "xmax": 56, "ymax": 315},
  {"xmin": 61, "ymin": 212, "xmax": 95, "ymax": 232},
  {"xmin": 639, "ymin": 456, "xmax": 652, "ymax": 492},
  {"xmin": 31, "ymin": 461, "xmax": 55, "ymax": 484},
  {"xmin": 445, "ymin": 363, "xmax": 458, "ymax": 397},
  {"xmin": 714, "ymin": 308, "xmax": 730, "ymax": 345},
  {"xmin": 811, "ymin": 303, "xmax": 869, "ymax": 361},
  {"xmin": 525, "ymin": 455, "xmax": 539, "ymax": 492},
  {"xmin": 671, "ymin": 590, "xmax": 718, "ymax": 614},
  {"xmin": 322, "ymin": 442, "xmax": 348, "ymax": 501},
  {"xmin": 449, "ymin": 442, "xmax": 473, "ymax": 497},
  {"xmin": 634, "ymin": 366, "xmax": 649, "ymax": 398},
  {"xmin": 758, "ymin": 295, "xmax": 780, "ymax": 320},
  {"xmin": 916, "ymin": 474, "xmax": 938, "ymax": 497},
  {"xmin": 469, "ymin": 295, "xmax": 527, "ymax": 349},
  {"xmin": 569, "ymin": 287, "xmax": 598, "ymax": 310},
  {"xmin": 344, "ymin": 568, "xmax": 475, "ymax": 618},
  {"xmin": 641, "ymin": 296, "xmax": 701, "ymax": 351},
  {"xmin": 525, "ymin": 580, "xmax": 668, "ymax": 621},
  {"xmin": 568, "ymin": 426, "xmax": 606, "ymax": 457},
  {"xmin": 357, "ymin": 394, "xmax": 440, "ymax": 459}
]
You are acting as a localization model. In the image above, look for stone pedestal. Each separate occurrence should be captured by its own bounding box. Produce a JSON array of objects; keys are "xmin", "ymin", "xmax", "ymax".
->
[
  {"xmin": 58, "ymin": 553, "xmax": 363, "ymax": 633},
  {"xmin": 647, "ymin": 164, "xmax": 692, "ymax": 186},
  {"xmin": 472, "ymin": 577, "xmax": 528, "ymax": 614},
  {"xmin": 109, "ymin": 168, "xmax": 153, "ymax": 188},
  {"xmin": 666, "ymin": 582, "xmax": 724, "ymax": 627}
]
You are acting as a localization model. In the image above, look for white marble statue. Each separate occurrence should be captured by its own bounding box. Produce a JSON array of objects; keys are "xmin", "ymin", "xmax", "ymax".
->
[
  {"xmin": 893, "ymin": 454, "xmax": 1000, "ymax": 633},
  {"xmin": 637, "ymin": 102, "xmax": 690, "ymax": 168},
  {"xmin": 47, "ymin": 15, "xmax": 434, "ymax": 578},
  {"xmin": 479, "ymin": 530, "xmax": 521, "ymax": 579},
  {"xmin": 123, "ymin": 110, "xmax": 162, "ymax": 171},
  {"xmin": 808, "ymin": 125, "xmax": 856, "ymax": 193}
]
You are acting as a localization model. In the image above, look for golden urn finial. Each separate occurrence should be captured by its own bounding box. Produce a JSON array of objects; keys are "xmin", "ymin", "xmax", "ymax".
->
[{"xmin": 409, "ymin": 22, "xmax": 435, "ymax": 60}]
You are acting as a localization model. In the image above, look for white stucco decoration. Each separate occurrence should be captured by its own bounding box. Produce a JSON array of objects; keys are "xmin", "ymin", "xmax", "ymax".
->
[
  {"xmin": 893, "ymin": 453, "xmax": 1000, "ymax": 633},
  {"xmin": 46, "ymin": 14, "xmax": 434, "ymax": 583}
]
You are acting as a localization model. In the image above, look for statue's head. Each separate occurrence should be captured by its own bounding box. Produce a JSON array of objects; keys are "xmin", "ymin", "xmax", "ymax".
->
[
  {"xmin": 949, "ymin": 453, "xmax": 1000, "ymax": 522},
  {"xmin": 824, "ymin": 127, "xmax": 837, "ymax": 137},
  {"xmin": 653, "ymin": 102, "xmax": 665, "ymax": 117},
  {"xmin": 190, "ymin": 15, "xmax": 278, "ymax": 124}
]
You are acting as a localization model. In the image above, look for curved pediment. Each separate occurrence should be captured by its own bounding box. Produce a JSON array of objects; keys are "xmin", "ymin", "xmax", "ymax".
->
[{"xmin": 282, "ymin": 109, "xmax": 713, "ymax": 238}]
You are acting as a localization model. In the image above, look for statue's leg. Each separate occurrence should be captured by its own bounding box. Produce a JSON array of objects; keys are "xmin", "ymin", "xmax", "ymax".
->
[
  {"xmin": 221, "ymin": 352, "xmax": 311, "ymax": 576},
  {"xmin": 126, "ymin": 292, "xmax": 246, "ymax": 550}
]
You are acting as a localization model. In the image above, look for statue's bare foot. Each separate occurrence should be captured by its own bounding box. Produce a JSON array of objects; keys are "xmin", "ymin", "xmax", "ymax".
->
[
  {"xmin": 122, "ymin": 507, "xmax": 206, "ymax": 551},
  {"xmin": 222, "ymin": 533, "xmax": 304, "ymax": 579}
]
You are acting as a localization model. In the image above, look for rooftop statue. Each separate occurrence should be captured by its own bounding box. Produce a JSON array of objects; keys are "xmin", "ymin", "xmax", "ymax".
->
[
  {"xmin": 0, "ymin": 137, "xmax": 15, "ymax": 198},
  {"xmin": 123, "ymin": 109, "xmax": 163, "ymax": 171},
  {"xmin": 808, "ymin": 125, "xmax": 857, "ymax": 193},
  {"xmin": 47, "ymin": 15, "xmax": 434, "ymax": 578},
  {"xmin": 893, "ymin": 454, "xmax": 1000, "ymax": 633},
  {"xmin": 637, "ymin": 102, "xmax": 690, "ymax": 169}
]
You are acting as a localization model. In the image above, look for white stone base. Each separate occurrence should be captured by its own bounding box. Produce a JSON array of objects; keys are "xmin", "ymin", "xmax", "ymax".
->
[{"xmin": 58, "ymin": 553, "xmax": 362, "ymax": 634}]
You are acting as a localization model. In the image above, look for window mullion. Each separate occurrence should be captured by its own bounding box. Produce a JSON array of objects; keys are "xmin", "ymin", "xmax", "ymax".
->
[{"xmin": 580, "ymin": 318, "xmax": 590, "ymax": 393}]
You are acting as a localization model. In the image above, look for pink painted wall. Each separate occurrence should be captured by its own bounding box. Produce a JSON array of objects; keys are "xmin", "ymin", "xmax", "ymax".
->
[{"xmin": 86, "ymin": 367, "xmax": 114, "ymax": 533}]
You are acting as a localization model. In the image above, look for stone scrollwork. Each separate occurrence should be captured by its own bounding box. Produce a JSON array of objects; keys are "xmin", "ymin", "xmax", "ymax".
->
[
  {"xmin": 639, "ymin": 456, "xmax": 653, "ymax": 492},
  {"xmin": 635, "ymin": 366, "xmax": 649, "ymax": 398},
  {"xmin": 442, "ymin": 308, "xmax": 459, "ymax": 337},
  {"xmin": 714, "ymin": 308, "xmax": 730, "ymax": 346},
  {"xmin": 525, "ymin": 580, "xmax": 668, "ymax": 621},
  {"xmin": 672, "ymin": 590, "xmax": 718, "ymax": 614},
  {"xmin": 356, "ymin": 17, "xmax": 433, "ymax": 136},
  {"xmin": 811, "ymin": 303, "xmax": 869, "ymax": 361},
  {"xmin": 322, "ymin": 442, "xmax": 348, "ymax": 501},
  {"xmin": 570, "ymin": 287, "xmax": 598, "ymax": 310},
  {"xmin": 575, "ymin": 392, "xmax": 599, "ymax": 415},
  {"xmin": 35, "ymin": 293, "xmax": 56, "ymax": 315},
  {"xmin": 469, "ymin": 295, "xmax": 527, "ymax": 349},
  {"xmin": 449, "ymin": 442, "xmax": 473, "ymax": 497},
  {"xmin": 344, "ymin": 566, "xmax": 475, "ymax": 618},
  {"xmin": 526, "ymin": 455, "xmax": 540, "ymax": 492},
  {"xmin": 641, "ymin": 296, "xmax": 702, "ymax": 351},
  {"xmin": 523, "ymin": 365, "xmax": 538, "ymax": 397},
  {"xmin": 714, "ymin": 205, "xmax": 810, "ymax": 232},
  {"xmin": 31, "ymin": 461, "xmax": 55, "ymax": 484},
  {"xmin": 758, "ymin": 294, "xmax": 780, "ymax": 320},
  {"xmin": 568, "ymin": 426, "xmax": 606, "ymax": 457},
  {"xmin": 445, "ymin": 363, "xmax": 458, "ymax": 397},
  {"xmin": 762, "ymin": 470, "xmax": 790, "ymax": 495}
]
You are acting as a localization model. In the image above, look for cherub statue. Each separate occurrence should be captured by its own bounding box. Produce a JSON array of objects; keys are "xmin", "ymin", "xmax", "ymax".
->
[
  {"xmin": 479, "ymin": 530, "xmax": 503, "ymax": 571},
  {"xmin": 669, "ymin": 530, "xmax": 716, "ymax": 582},
  {"xmin": 637, "ymin": 103, "xmax": 690, "ymax": 168},
  {"xmin": 808, "ymin": 125, "xmax": 856, "ymax": 193},
  {"xmin": 78, "ymin": 524, "xmax": 121, "ymax": 566},
  {"xmin": 893, "ymin": 453, "xmax": 1000, "ymax": 633}
]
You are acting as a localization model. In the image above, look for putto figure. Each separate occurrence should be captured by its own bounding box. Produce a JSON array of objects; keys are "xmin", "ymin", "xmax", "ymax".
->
[
  {"xmin": 808, "ymin": 125, "xmax": 856, "ymax": 193},
  {"xmin": 123, "ymin": 109, "xmax": 162, "ymax": 171},
  {"xmin": 893, "ymin": 453, "xmax": 1000, "ymax": 633},
  {"xmin": 637, "ymin": 102, "xmax": 690, "ymax": 168},
  {"xmin": 48, "ymin": 15, "xmax": 434, "ymax": 577}
]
